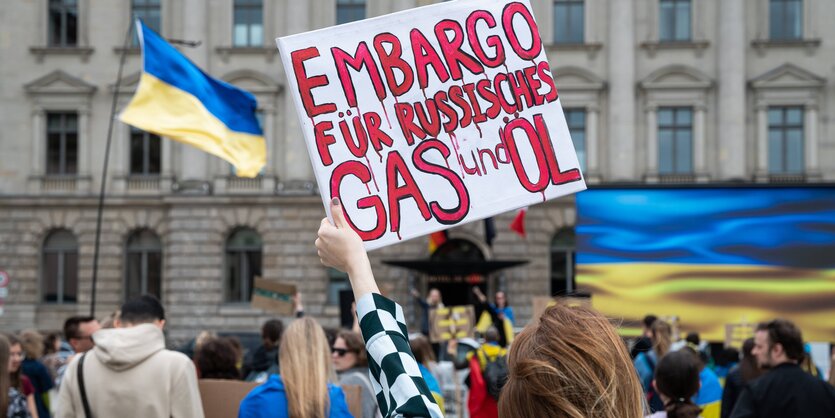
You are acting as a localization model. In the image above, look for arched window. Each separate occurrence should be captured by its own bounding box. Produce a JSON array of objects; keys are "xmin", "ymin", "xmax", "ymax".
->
[
  {"xmin": 550, "ymin": 228, "xmax": 576, "ymax": 296},
  {"xmin": 225, "ymin": 228, "xmax": 262, "ymax": 302},
  {"xmin": 125, "ymin": 229, "xmax": 163, "ymax": 300},
  {"xmin": 42, "ymin": 229, "xmax": 78, "ymax": 303}
]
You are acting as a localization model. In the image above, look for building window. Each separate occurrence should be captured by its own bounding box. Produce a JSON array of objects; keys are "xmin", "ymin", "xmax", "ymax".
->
[
  {"xmin": 225, "ymin": 228, "xmax": 262, "ymax": 303},
  {"xmin": 233, "ymin": 0, "xmax": 263, "ymax": 47},
  {"xmin": 553, "ymin": 0, "xmax": 584, "ymax": 44},
  {"xmin": 550, "ymin": 228, "xmax": 576, "ymax": 296},
  {"xmin": 42, "ymin": 229, "xmax": 78, "ymax": 303},
  {"xmin": 768, "ymin": 106, "xmax": 804, "ymax": 174},
  {"xmin": 132, "ymin": 0, "xmax": 161, "ymax": 46},
  {"xmin": 564, "ymin": 109, "xmax": 586, "ymax": 172},
  {"xmin": 659, "ymin": 0, "xmax": 691, "ymax": 42},
  {"xmin": 125, "ymin": 229, "xmax": 162, "ymax": 300},
  {"xmin": 46, "ymin": 112, "xmax": 78, "ymax": 176},
  {"xmin": 327, "ymin": 268, "xmax": 351, "ymax": 305},
  {"xmin": 49, "ymin": 0, "xmax": 78, "ymax": 47},
  {"xmin": 770, "ymin": 0, "xmax": 802, "ymax": 40},
  {"xmin": 336, "ymin": 0, "xmax": 366, "ymax": 25},
  {"xmin": 658, "ymin": 107, "xmax": 693, "ymax": 175},
  {"xmin": 129, "ymin": 127, "xmax": 161, "ymax": 175}
]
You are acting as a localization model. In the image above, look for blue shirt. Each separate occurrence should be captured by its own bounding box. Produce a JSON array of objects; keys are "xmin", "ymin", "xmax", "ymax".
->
[
  {"xmin": 694, "ymin": 366, "xmax": 723, "ymax": 406},
  {"xmin": 238, "ymin": 374, "xmax": 353, "ymax": 418}
]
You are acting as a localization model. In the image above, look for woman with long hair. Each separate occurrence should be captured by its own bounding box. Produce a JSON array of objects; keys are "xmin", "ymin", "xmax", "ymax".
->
[
  {"xmin": 1, "ymin": 334, "xmax": 32, "ymax": 418},
  {"xmin": 238, "ymin": 318, "xmax": 351, "ymax": 418},
  {"xmin": 721, "ymin": 338, "xmax": 764, "ymax": 418},
  {"xmin": 635, "ymin": 320, "xmax": 674, "ymax": 412},
  {"xmin": 315, "ymin": 197, "xmax": 644, "ymax": 418},
  {"xmin": 647, "ymin": 349, "xmax": 703, "ymax": 418},
  {"xmin": 5, "ymin": 334, "xmax": 35, "ymax": 418},
  {"xmin": 332, "ymin": 330, "xmax": 380, "ymax": 418}
]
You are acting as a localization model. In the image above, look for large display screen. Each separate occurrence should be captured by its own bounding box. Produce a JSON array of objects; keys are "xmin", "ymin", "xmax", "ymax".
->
[{"xmin": 576, "ymin": 187, "xmax": 835, "ymax": 342}]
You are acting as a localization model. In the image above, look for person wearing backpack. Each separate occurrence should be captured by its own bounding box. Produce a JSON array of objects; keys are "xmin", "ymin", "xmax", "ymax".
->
[{"xmin": 448, "ymin": 327, "xmax": 506, "ymax": 418}]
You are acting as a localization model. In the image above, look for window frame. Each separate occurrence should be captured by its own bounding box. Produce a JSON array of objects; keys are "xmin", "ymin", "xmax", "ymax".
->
[
  {"xmin": 767, "ymin": 106, "xmax": 804, "ymax": 174},
  {"xmin": 224, "ymin": 228, "xmax": 263, "ymax": 303},
  {"xmin": 41, "ymin": 229, "xmax": 79, "ymax": 304},
  {"xmin": 336, "ymin": 0, "xmax": 366, "ymax": 25},
  {"xmin": 563, "ymin": 108, "xmax": 587, "ymax": 172},
  {"xmin": 658, "ymin": 0, "xmax": 692, "ymax": 42},
  {"xmin": 549, "ymin": 228, "xmax": 576, "ymax": 296},
  {"xmin": 769, "ymin": 0, "xmax": 803, "ymax": 40},
  {"xmin": 48, "ymin": 0, "xmax": 79, "ymax": 47},
  {"xmin": 657, "ymin": 106, "xmax": 694, "ymax": 175},
  {"xmin": 124, "ymin": 229, "xmax": 163, "ymax": 301},
  {"xmin": 552, "ymin": 0, "xmax": 585, "ymax": 44},
  {"xmin": 232, "ymin": 0, "xmax": 264, "ymax": 47},
  {"xmin": 46, "ymin": 112, "xmax": 79, "ymax": 176},
  {"xmin": 129, "ymin": 127, "xmax": 162, "ymax": 176},
  {"xmin": 131, "ymin": 0, "xmax": 162, "ymax": 46}
]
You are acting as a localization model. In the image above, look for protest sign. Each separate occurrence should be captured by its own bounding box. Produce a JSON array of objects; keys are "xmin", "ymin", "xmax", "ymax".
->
[
  {"xmin": 198, "ymin": 379, "xmax": 259, "ymax": 418},
  {"xmin": 251, "ymin": 278, "xmax": 296, "ymax": 316},
  {"xmin": 278, "ymin": 0, "xmax": 586, "ymax": 250},
  {"xmin": 429, "ymin": 305, "xmax": 475, "ymax": 343},
  {"xmin": 724, "ymin": 322, "xmax": 755, "ymax": 349}
]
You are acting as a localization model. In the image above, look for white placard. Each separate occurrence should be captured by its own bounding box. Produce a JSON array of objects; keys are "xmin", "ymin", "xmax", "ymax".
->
[{"xmin": 277, "ymin": 0, "xmax": 586, "ymax": 250}]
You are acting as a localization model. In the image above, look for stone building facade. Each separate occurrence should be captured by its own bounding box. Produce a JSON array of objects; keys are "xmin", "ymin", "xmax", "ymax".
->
[{"xmin": 0, "ymin": 0, "xmax": 833, "ymax": 343}]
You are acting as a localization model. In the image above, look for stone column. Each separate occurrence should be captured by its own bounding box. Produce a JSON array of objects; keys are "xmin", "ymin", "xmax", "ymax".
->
[
  {"xmin": 31, "ymin": 108, "xmax": 45, "ymax": 175},
  {"xmin": 693, "ymin": 105, "xmax": 707, "ymax": 181},
  {"xmin": 608, "ymin": 0, "xmax": 635, "ymax": 180},
  {"xmin": 755, "ymin": 105, "xmax": 768, "ymax": 180},
  {"xmin": 645, "ymin": 106, "xmax": 658, "ymax": 181},
  {"xmin": 805, "ymin": 104, "xmax": 819, "ymax": 177},
  {"xmin": 179, "ymin": 0, "xmax": 209, "ymax": 183},
  {"xmin": 586, "ymin": 105, "xmax": 600, "ymax": 180},
  {"xmin": 717, "ymin": 0, "xmax": 746, "ymax": 179},
  {"xmin": 78, "ymin": 107, "xmax": 91, "ymax": 177}
]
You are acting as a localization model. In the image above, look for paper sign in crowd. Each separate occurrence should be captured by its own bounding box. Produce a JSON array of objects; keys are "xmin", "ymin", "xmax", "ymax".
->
[{"xmin": 278, "ymin": 0, "xmax": 586, "ymax": 250}]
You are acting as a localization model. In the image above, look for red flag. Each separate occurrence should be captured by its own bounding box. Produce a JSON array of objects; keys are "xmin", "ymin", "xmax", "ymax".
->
[
  {"xmin": 428, "ymin": 230, "xmax": 448, "ymax": 253},
  {"xmin": 510, "ymin": 208, "xmax": 527, "ymax": 238}
]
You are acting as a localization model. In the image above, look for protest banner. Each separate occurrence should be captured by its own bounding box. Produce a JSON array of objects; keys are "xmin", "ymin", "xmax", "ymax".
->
[
  {"xmin": 278, "ymin": 0, "xmax": 586, "ymax": 250},
  {"xmin": 251, "ymin": 278, "xmax": 296, "ymax": 316},
  {"xmin": 198, "ymin": 379, "xmax": 259, "ymax": 418},
  {"xmin": 429, "ymin": 305, "xmax": 476, "ymax": 343}
]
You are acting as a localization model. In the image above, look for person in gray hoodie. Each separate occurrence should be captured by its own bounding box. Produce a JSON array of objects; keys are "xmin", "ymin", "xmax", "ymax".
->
[{"xmin": 56, "ymin": 295, "xmax": 204, "ymax": 418}]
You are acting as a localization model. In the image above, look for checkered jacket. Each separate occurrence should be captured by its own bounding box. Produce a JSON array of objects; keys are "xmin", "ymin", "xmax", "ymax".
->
[{"xmin": 357, "ymin": 293, "xmax": 445, "ymax": 418}]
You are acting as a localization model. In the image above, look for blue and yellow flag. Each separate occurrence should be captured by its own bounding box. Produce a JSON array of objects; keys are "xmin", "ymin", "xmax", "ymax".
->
[{"xmin": 120, "ymin": 21, "xmax": 266, "ymax": 177}]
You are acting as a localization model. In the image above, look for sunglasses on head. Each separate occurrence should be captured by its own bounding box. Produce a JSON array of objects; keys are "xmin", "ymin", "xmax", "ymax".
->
[{"xmin": 332, "ymin": 348, "xmax": 351, "ymax": 357}]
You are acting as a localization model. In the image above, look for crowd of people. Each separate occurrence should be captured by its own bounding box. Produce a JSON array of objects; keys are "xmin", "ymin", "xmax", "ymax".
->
[{"xmin": 1, "ymin": 197, "xmax": 834, "ymax": 417}]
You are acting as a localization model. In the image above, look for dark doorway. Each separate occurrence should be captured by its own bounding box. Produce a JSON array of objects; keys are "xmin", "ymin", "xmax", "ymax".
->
[{"xmin": 428, "ymin": 238, "xmax": 487, "ymax": 306}]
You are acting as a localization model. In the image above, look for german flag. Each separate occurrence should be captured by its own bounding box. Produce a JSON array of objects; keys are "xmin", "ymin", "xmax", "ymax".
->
[{"xmin": 428, "ymin": 230, "xmax": 448, "ymax": 253}]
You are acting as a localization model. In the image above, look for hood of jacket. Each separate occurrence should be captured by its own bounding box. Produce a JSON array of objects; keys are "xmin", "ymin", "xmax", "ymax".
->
[{"xmin": 92, "ymin": 323, "xmax": 165, "ymax": 371}]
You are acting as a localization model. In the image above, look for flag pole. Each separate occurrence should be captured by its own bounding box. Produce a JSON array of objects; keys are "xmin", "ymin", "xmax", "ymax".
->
[{"xmin": 90, "ymin": 19, "xmax": 134, "ymax": 318}]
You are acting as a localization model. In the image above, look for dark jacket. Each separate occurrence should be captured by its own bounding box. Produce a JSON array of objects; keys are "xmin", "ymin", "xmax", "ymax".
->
[
  {"xmin": 730, "ymin": 362, "xmax": 835, "ymax": 418},
  {"xmin": 721, "ymin": 365, "xmax": 745, "ymax": 418},
  {"xmin": 242, "ymin": 345, "xmax": 278, "ymax": 381},
  {"xmin": 22, "ymin": 358, "xmax": 54, "ymax": 418}
]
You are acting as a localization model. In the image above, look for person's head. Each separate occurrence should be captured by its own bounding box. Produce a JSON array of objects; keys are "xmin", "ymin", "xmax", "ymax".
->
[
  {"xmin": 261, "ymin": 319, "xmax": 284, "ymax": 350},
  {"xmin": 5, "ymin": 334, "xmax": 23, "ymax": 389},
  {"xmin": 409, "ymin": 334, "xmax": 436, "ymax": 367},
  {"xmin": 653, "ymin": 349, "xmax": 702, "ymax": 418},
  {"xmin": 739, "ymin": 337, "xmax": 764, "ymax": 382},
  {"xmin": 332, "ymin": 330, "xmax": 367, "ymax": 372},
  {"xmin": 194, "ymin": 337, "xmax": 240, "ymax": 380},
  {"xmin": 0, "ymin": 335, "xmax": 9, "ymax": 413},
  {"xmin": 116, "ymin": 294, "xmax": 165, "ymax": 328},
  {"xmin": 485, "ymin": 326, "xmax": 500, "ymax": 344},
  {"xmin": 753, "ymin": 319, "xmax": 804, "ymax": 368},
  {"xmin": 651, "ymin": 320, "xmax": 673, "ymax": 357},
  {"xmin": 44, "ymin": 332, "xmax": 61, "ymax": 356},
  {"xmin": 498, "ymin": 302, "xmax": 644, "ymax": 418},
  {"xmin": 279, "ymin": 318, "xmax": 335, "ymax": 418},
  {"xmin": 64, "ymin": 316, "xmax": 101, "ymax": 353},
  {"xmin": 18, "ymin": 330, "xmax": 44, "ymax": 360},
  {"xmin": 495, "ymin": 291, "xmax": 508, "ymax": 308},
  {"xmin": 685, "ymin": 332, "xmax": 700, "ymax": 347},
  {"xmin": 642, "ymin": 314, "xmax": 658, "ymax": 336},
  {"xmin": 427, "ymin": 288, "xmax": 442, "ymax": 306}
]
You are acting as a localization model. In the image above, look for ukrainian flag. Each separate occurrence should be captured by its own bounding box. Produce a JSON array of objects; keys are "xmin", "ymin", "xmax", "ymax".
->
[{"xmin": 120, "ymin": 20, "xmax": 266, "ymax": 177}]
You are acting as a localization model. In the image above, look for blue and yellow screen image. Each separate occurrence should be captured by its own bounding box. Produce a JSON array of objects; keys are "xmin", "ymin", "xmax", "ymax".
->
[{"xmin": 576, "ymin": 187, "xmax": 835, "ymax": 342}]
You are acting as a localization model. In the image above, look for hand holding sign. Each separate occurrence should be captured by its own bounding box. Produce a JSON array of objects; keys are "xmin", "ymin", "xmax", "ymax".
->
[{"xmin": 316, "ymin": 198, "xmax": 379, "ymax": 299}]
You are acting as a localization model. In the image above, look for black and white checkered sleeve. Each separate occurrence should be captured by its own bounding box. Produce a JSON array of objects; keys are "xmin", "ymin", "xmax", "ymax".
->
[{"xmin": 357, "ymin": 293, "xmax": 445, "ymax": 418}]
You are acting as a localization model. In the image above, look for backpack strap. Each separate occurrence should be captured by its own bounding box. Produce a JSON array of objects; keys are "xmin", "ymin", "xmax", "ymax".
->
[{"xmin": 77, "ymin": 352, "xmax": 93, "ymax": 418}]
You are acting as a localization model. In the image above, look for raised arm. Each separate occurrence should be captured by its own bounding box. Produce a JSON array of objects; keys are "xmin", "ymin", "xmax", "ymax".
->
[{"xmin": 316, "ymin": 198, "xmax": 443, "ymax": 418}]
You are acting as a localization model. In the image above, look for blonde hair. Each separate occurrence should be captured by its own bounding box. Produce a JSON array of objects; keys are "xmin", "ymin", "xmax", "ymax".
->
[
  {"xmin": 19, "ymin": 330, "xmax": 44, "ymax": 359},
  {"xmin": 498, "ymin": 303, "xmax": 644, "ymax": 418},
  {"xmin": 279, "ymin": 318, "xmax": 335, "ymax": 418},
  {"xmin": 652, "ymin": 320, "xmax": 673, "ymax": 358}
]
